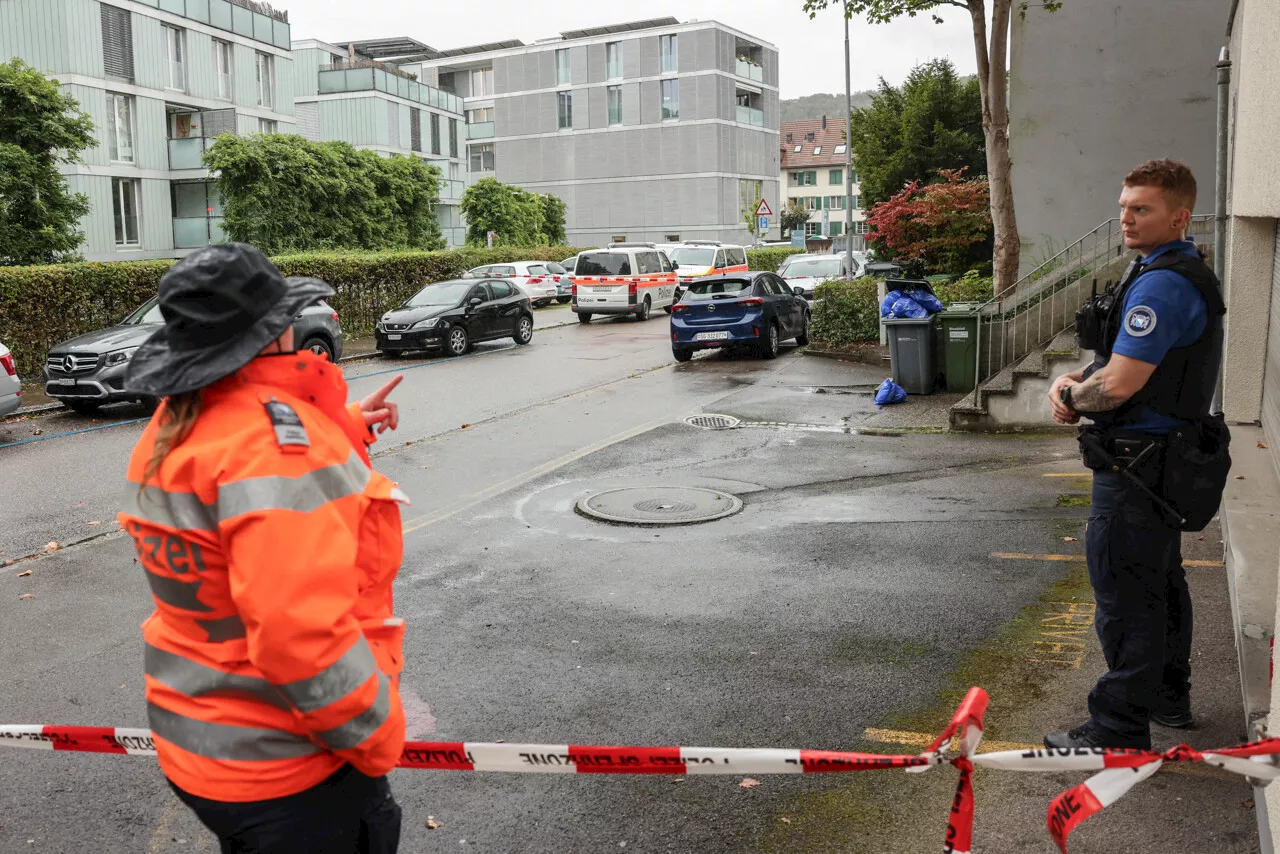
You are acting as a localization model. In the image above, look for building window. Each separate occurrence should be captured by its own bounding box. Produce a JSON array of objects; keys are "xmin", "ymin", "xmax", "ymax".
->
[
  {"xmin": 557, "ymin": 91, "xmax": 572, "ymax": 129},
  {"xmin": 163, "ymin": 25, "xmax": 185, "ymax": 91},
  {"xmin": 665, "ymin": 234, "xmax": 680, "ymax": 242},
  {"xmin": 410, "ymin": 109, "xmax": 422, "ymax": 152},
  {"xmin": 855, "ymin": 221, "xmax": 869, "ymax": 235},
  {"xmin": 607, "ymin": 85, "xmax": 622, "ymax": 126},
  {"xmin": 258, "ymin": 118, "xmax": 277, "ymax": 134},
  {"xmin": 112, "ymin": 178, "xmax": 140, "ymax": 247},
  {"xmin": 829, "ymin": 169, "xmax": 842, "ymax": 185},
  {"xmin": 853, "ymin": 195, "xmax": 862, "ymax": 210},
  {"xmin": 449, "ymin": 118, "xmax": 459, "ymax": 158},
  {"xmin": 555, "ymin": 49, "xmax": 570, "ymax": 86},
  {"xmin": 106, "ymin": 93, "xmax": 134, "ymax": 163},
  {"xmin": 429, "ymin": 112, "xmax": 441, "ymax": 154},
  {"xmin": 793, "ymin": 171, "xmax": 816, "ymax": 187},
  {"xmin": 830, "ymin": 222, "xmax": 843, "ymax": 237},
  {"xmin": 659, "ymin": 34, "xmax": 677, "ymax": 74},
  {"xmin": 611, "ymin": 235, "xmax": 627, "ymax": 243},
  {"xmin": 804, "ymin": 222, "xmax": 822, "ymax": 237},
  {"xmin": 101, "ymin": 5, "xmax": 134, "ymax": 81},
  {"xmin": 805, "ymin": 196, "xmax": 821, "ymax": 211},
  {"xmin": 660, "ymin": 79, "xmax": 678, "ymax": 121},
  {"xmin": 606, "ymin": 42, "xmax": 622, "ymax": 79},
  {"xmin": 255, "ymin": 52, "xmax": 274, "ymax": 109},
  {"xmin": 213, "ymin": 40, "xmax": 233, "ymax": 101},
  {"xmin": 851, "ymin": 170, "xmax": 859, "ymax": 184},
  {"xmin": 834, "ymin": 143, "xmax": 847, "ymax": 155},
  {"xmin": 470, "ymin": 67, "xmax": 493, "ymax": 97},
  {"xmin": 813, "ymin": 146, "xmax": 821, "ymax": 155},
  {"xmin": 826, "ymin": 195, "xmax": 846, "ymax": 210},
  {"xmin": 467, "ymin": 108, "xmax": 493, "ymax": 124},
  {"xmin": 793, "ymin": 144, "xmax": 801, "ymax": 153},
  {"xmin": 470, "ymin": 143, "xmax": 494, "ymax": 172}
]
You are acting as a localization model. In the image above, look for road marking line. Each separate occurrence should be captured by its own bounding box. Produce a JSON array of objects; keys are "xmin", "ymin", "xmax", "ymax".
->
[
  {"xmin": 991, "ymin": 553, "xmax": 1223, "ymax": 568},
  {"xmin": 0, "ymin": 417, "xmax": 149, "ymax": 450}
]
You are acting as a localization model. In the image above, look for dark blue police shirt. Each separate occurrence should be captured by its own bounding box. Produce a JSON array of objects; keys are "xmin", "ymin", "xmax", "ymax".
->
[{"xmin": 1091, "ymin": 239, "xmax": 1207, "ymax": 434}]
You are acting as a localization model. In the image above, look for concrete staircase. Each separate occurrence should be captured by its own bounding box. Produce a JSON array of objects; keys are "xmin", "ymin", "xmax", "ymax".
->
[{"xmin": 950, "ymin": 329, "xmax": 1091, "ymax": 431}]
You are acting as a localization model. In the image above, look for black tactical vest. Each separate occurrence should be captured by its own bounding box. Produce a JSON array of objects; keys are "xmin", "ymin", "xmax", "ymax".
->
[{"xmin": 1085, "ymin": 250, "xmax": 1225, "ymax": 426}]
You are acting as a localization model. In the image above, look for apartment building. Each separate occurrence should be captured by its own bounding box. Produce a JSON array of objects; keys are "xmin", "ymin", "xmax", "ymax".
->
[
  {"xmin": 292, "ymin": 38, "xmax": 468, "ymax": 246},
  {"xmin": 779, "ymin": 117, "xmax": 864, "ymax": 244},
  {"xmin": 402, "ymin": 17, "xmax": 780, "ymax": 246},
  {"xmin": 0, "ymin": 0, "xmax": 297, "ymax": 261}
]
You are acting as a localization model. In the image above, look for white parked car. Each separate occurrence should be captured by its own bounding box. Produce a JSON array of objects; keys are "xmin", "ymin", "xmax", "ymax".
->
[
  {"xmin": 0, "ymin": 342, "xmax": 22, "ymax": 418},
  {"xmin": 778, "ymin": 253, "xmax": 862, "ymax": 299},
  {"xmin": 466, "ymin": 262, "xmax": 560, "ymax": 307}
]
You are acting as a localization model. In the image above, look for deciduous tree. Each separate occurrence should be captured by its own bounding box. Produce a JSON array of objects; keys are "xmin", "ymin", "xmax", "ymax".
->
[
  {"xmin": 803, "ymin": 0, "xmax": 1063, "ymax": 294},
  {"xmin": 540, "ymin": 194, "xmax": 567, "ymax": 245},
  {"xmin": 865, "ymin": 169, "xmax": 992, "ymax": 274},
  {"xmin": 781, "ymin": 199, "xmax": 811, "ymax": 237},
  {"xmin": 459, "ymin": 178, "xmax": 548, "ymax": 247},
  {"xmin": 0, "ymin": 59, "xmax": 96, "ymax": 265}
]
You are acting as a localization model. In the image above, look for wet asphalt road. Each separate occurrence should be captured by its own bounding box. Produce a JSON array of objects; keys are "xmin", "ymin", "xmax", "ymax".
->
[{"xmin": 0, "ymin": 312, "xmax": 1097, "ymax": 853}]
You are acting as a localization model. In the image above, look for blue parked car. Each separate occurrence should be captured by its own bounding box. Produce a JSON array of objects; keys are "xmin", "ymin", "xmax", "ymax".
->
[{"xmin": 669, "ymin": 271, "xmax": 810, "ymax": 362}]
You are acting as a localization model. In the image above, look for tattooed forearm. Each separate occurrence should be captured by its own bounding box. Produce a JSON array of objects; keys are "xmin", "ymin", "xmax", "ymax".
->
[{"xmin": 1069, "ymin": 374, "xmax": 1118, "ymax": 412}]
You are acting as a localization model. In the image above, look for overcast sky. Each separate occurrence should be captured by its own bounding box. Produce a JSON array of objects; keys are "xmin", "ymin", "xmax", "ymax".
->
[{"xmin": 288, "ymin": 0, "xmax": 978, "ymax": 98}]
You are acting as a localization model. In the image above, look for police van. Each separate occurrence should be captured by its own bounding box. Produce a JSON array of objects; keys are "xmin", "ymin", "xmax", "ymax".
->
[
  {"xmin": 571, "ymin": 244, "xmax": 678, "ymax": 323},
  {"xmin": 669, "ymin": 242, "xmax": 750, "ymax": 286}
]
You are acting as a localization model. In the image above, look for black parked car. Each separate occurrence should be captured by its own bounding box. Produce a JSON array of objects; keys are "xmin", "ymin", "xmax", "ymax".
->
[
  {"xmin": 375, "ymin": 279, "xmax": 534, "ymax": 357},
  {"xmin": 43, "ymin": 296, "xmax": 343, "ymax": 414},
  {"xmin": 669, "ymin": 271, "xmax": 810, "ymax": 362}
]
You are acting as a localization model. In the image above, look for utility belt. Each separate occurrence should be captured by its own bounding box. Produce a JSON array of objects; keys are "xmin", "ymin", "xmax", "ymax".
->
[{"xmin": 1078, "ymin": 419, "xmax": 1232, "ymax": 532}]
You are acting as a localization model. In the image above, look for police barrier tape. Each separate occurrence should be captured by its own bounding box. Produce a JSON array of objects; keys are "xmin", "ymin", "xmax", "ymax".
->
[{"xmin": 3, "ymin": 687, "xmax": 1279, "ymax": 854}]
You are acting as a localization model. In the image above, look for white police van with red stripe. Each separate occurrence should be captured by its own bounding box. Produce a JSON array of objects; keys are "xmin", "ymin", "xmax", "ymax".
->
[{"xmin": 571, "ymin": 244, "xmax": 678, "ymax": 323}]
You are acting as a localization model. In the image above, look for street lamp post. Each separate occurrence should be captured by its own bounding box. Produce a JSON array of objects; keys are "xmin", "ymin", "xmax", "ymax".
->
[{"xmin": 843, "ymin": 12, "xmax": 854, "ymax": 276}]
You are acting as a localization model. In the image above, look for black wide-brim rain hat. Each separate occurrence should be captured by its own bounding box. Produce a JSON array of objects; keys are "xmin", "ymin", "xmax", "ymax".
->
[{"xmin": 125, "ymin": 243, "xmax": 334, "ymax": 397}]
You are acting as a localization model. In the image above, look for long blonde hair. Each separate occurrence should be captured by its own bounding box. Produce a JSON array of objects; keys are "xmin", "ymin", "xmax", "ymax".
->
[{"xmin": 141, "ymin": 390, "xmax": 205, "ymax": 486}]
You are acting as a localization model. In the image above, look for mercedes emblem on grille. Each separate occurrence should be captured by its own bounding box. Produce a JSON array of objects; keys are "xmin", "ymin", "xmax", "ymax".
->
[{"xmin": 62, "ymin": 355, "xmax": 76, "ymax": 372}]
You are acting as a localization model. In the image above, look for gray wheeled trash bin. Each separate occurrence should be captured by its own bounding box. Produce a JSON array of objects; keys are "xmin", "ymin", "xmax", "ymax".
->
[{"xmin": 882, "ymin": 316, "xmax": 937, "ymax": 395}]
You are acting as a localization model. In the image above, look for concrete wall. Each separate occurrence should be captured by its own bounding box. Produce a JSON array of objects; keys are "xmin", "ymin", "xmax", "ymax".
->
[{"xmin": 1009, "ymin": 0, "xmax": 1226, "ymax": 273}]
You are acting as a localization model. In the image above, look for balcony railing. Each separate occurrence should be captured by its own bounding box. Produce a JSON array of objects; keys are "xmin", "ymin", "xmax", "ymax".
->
[
  {"xmin": 318, "ymin": 67, "xmax": 463, "ymax": 115},
  {"xmin": 173, "ymin": 216, "xmax": 226, "ymax": 249},
  {"xmin": 735, "ymin": 57, "xmax": 763, "ymax": 82},
  {"xmin": 168, "ymin": 136, "xmax": 213, "ymax": 170},
  {"xmin": 467, "ymin": 121, "xmax": 495, "ymax": 140},
  {"xmin": 735, "ymin": 105, "xmax": 764, "ymax": 126},
  {"xmin": 438, "ymin": 179, "xmax": 465, "ymax": 200}
]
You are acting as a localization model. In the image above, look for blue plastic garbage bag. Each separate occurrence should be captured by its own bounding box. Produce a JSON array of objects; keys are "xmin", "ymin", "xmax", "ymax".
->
[
  {"xmin": 909, "ymin": 288, "xmax": 946, "ymax": 314},
  {"xmin": 875, "ymin": 378, "xmax": 907, "ymax": 405},
  {"xmin": 880, "ymin": 289, "xmax": 904, "ymax": 317},
  {"xmin": 889, "ymin": 296, "xmax": 929, "ymax": 318}
]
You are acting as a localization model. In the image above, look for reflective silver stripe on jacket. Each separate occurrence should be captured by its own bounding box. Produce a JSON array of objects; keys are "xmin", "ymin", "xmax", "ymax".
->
[
  {"xmin": 144, "ymin": 643, "xmax": 289, "ymax": 710},
  {"xmin": 316, "ymin": 674, "xmax": 391, "ymax": 751},
  {"xmin": 278, "ymin": 636, "xmax": 377, "ymax": 714},
  {"xmin": 196, "ymin": 615, "xmax": 247, "ymax": 642},
  {"xmin": 124, "ymin": 453, "xmax": 370, "ymax": 530},
  {"xmin": 147, "ymin": 702, "xmax": 320, "ymax": 761},
  {"xmin": 144, "ymin": 570, "xmax": 214, "ymax": 613}
]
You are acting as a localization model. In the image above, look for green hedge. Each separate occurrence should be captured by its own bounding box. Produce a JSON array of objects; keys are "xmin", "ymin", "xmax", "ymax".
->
[
  {"xmin": 746, "ymin": 248, "xmax": 796, "ymax": 272},
  {"xmin": 0, "ymin": 246, "xmax": 586, "ymax": 377},
  {"xmin": 809, "ymin": 277, "xmax": 881, "ymax": 347}
]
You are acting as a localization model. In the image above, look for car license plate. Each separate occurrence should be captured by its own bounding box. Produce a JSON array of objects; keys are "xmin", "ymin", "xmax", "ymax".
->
[
  {"xmin": 695, "ymin": 331, "xmax": 731, "ymax": 341},
  {"xmin": 386, "ymin": 334, "xmax": 402, "ymax": 340}
]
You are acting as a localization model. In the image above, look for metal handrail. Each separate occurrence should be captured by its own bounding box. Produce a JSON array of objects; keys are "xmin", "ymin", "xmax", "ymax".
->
[{"xmin": 965, "ymin": 214, "xmax": 1214, "ymax": 410}]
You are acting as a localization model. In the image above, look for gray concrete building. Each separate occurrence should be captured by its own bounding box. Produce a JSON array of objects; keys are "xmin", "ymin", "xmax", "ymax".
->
[
  {"xmin": 403, "ymin": 18, "xmax": 780, "ymax": 246},
  {"xmin": 1008, "ymin": 0, "xmax": 1226, "ymax": 272}
]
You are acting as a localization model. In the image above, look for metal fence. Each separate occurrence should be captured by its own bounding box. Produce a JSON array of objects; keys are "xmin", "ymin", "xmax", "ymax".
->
[{"xmin": 966, "ymin": 215, "xmax": 1215, "ymax": 408}]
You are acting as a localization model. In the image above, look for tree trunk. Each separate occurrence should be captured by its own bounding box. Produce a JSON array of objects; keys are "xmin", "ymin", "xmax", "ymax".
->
[{"xmin": 970, "ymin": 0, "xmax": 1021, "ymax": 296}]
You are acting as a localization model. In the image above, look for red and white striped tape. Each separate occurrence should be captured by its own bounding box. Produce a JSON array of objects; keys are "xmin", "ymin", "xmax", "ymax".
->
[{"xmin": 4, "ymin": 687, "xmax": 1279, "ymax": 854}]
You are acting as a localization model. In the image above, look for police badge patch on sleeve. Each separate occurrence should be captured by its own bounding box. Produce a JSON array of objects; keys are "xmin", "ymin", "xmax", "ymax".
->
[
  {"xmin": 1124, "ymin": 305, "xmax": 1158, "ymax": 337},
  {"xmin": 263, "ymin": 399, "xmax": 310, "ymax": 449}
]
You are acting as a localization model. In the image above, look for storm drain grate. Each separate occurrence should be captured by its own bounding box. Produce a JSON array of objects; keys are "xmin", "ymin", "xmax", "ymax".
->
[
  {"xmin": 684, "ymin": 414, "xmax": 741, "ymax": 430},
  {"xmin": 577, "ymin": 487, "xmax": 743, "ymax": 526}
]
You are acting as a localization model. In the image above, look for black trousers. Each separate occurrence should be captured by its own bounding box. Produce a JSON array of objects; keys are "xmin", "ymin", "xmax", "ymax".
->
[
  {"xmin": 171, "ymin": 765, "xmax": 401, "ymax": 854},
  {"xmin": 1085, "ymin": 468, "xmax": 1193, "ymax": 746}
]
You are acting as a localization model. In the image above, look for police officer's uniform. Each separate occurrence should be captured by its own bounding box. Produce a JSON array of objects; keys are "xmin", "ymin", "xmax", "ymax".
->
[{"xmin": 1061, "ymin": 238, "xmax": 1225, "ymax": 749}]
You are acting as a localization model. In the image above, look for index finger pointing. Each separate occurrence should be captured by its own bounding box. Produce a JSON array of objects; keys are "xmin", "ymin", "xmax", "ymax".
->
[{"xmin": 373, "ymin": 375, "xmax": 404, "ymax": 401}]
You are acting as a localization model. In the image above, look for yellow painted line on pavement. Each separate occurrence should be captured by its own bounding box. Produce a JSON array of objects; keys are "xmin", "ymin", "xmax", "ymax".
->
[
  {"xmin": 991, "ymin": 553, "xmax": 1223, "ymax": 568},
  {"xmin": 864, "ymin": 728, "xmax": 1038, "ymax": 754},
  {"xmin": 402, "ymin": 417, "xmax": 668, "ymax": 534}
]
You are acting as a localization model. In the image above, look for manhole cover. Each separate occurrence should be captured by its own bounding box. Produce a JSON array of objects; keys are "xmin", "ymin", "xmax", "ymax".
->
[
  {"xmin": 684, "ymin": 414, "xmax": 740, "ymax": 430},
  {"xmin": 577, "ymin": 487, "xmax": 743, "ymax": 526}
]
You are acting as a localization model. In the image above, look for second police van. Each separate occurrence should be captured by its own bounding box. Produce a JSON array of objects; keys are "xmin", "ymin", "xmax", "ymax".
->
[
  {"xmin": 571, "ymin": 244, "xmax": 678, "ymax": 323},
  {"xmin": 668, "ymin": 242, "xmax": 750, "ymax": 293}
]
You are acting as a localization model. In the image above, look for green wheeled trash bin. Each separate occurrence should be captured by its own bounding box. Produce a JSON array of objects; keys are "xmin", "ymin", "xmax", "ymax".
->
[
  {"xmin": 882, "ymin": 316, "xmax": 937, "ymax": 395},
  {"xmin": 938, "ymin": 303, "xmax": 982, "ymax": 393}
]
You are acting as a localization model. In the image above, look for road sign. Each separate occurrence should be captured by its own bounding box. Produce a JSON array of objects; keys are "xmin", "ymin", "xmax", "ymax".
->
[
  {"xmin": 758, "ymin": 216, "xmax": 769, "ymax": 233},
  {"xmin": 754, "ymin": 199, "xmax": 772, "ymax": 217}
]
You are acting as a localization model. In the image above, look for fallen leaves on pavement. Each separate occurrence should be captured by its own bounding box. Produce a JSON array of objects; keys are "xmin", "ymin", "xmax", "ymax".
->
[
  {"xmin": 425, "ymin": 818, "xmax": 442, "ymax": 830},
  {"xmin": 18, "ymin": 594, "xmax": 35, "ymax": 600},
  {"xmin": 43, "ymin": 541, "xmax": 60, "ymax": 553},
  {"xmin": 780, "ymin": 817, "xmax": 792, "ymax": 825},
  {"xmin": 1259, "ymin": 442, "xmax": 1270, "ymax": 449},
  {"xmin": 1063, "ymin": 536, "xmax": 1078, "ymax": 542},
  {"xmin": 87, "ymin": 521, "xmax": 101, "ymax": 526},
  {"xmin": 1235, "ymin": 475, "xmax": 1246, "ymax": 480},
  {"xmin": 16, "ymin": 570, "xmax": 31, "ymax": 578},
  {"xmin": 739, "ymin": 778, "xmax": 761, "ymax": 789}
]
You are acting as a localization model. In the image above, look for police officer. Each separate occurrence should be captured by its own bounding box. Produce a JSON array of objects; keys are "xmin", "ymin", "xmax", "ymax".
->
[
  {"xmin": 120, "ymin": 244, "xmax": 409, "ymax": 852},
  {"xmin": 1044, "ymin": 158, "xmax": 1224, "ymax": 750}
]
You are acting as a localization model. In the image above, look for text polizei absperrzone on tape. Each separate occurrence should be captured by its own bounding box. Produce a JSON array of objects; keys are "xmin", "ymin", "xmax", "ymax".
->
[{"xmin": 4, "ymin": 687, "xmax": 1280, "ymax": 854}]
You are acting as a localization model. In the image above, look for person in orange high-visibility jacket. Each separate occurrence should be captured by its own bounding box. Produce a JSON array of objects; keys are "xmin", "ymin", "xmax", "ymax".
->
[{"xmin": 119, "ymin": 244, "xmax": 408, "ymax": 854}]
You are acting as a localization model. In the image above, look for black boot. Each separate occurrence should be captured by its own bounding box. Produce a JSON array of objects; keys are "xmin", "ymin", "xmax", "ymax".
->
[{"xmin": 1043, "ymin": 722, "xmax": 1150, "ymax": 750}]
